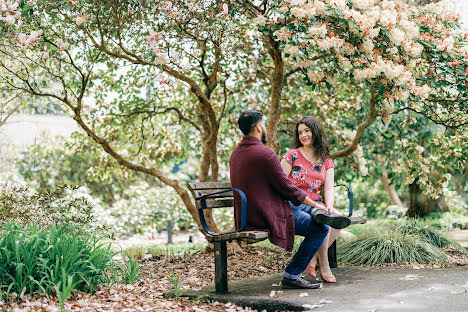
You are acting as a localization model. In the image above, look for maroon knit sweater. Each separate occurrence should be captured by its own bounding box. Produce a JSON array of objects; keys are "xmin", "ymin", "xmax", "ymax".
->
[{"xmin": 229, "ymin": 136, "xmax": 307, "ymax": 252}]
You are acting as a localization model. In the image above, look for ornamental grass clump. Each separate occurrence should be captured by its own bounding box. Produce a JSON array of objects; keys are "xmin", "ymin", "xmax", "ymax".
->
[
  {"xmin": 338, "ymin": 224, "xmax": 450, "ymax": 265},
  {"xmin": 0, "ymin": 223, "xmax": 116, "ymax": 303},
  {"xmin": 398, "ymin": 221, "xmax": 462, "ymax": 249}
]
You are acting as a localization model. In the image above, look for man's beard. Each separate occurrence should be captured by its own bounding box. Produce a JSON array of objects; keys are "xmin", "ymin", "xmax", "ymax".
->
[{"xmin": 261, "ymin": 127, "xmax": 267, "ymax": 144}]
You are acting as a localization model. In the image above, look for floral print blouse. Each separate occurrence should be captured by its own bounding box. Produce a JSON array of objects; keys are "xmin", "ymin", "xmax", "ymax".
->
[{"xmin": 282, "ymin": 148, "xmax": 334, "ymax": 202}]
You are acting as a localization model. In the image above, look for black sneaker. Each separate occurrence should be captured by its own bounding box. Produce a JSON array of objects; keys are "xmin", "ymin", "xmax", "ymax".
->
[
  {"xmin": 281, "ymin": 277, "xmax": 321, "ymax": 289},
  {"xmin": 314, "ymin": 210, "xmax": 351, "ymax": 229}
]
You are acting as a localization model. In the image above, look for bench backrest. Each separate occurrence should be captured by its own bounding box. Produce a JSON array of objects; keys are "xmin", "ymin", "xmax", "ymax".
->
[{"xmin": 187, "ymin": 182, "xmax": 234, "ymax": 209}]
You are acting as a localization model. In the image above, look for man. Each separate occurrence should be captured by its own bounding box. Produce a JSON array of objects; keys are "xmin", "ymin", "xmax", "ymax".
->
[{"xmin": 230, "ymin": 110, "xmax": 335, "ymax": 289}]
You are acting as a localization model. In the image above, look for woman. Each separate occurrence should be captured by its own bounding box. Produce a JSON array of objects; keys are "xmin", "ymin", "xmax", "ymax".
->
[{"xmin": 280, "ymin": 116, "xmax": 340, "ymax": 283}]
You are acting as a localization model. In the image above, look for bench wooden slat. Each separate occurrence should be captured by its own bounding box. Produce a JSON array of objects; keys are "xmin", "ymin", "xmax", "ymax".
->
[
  {"xmin": 190, "ymin": 189, "xmax": 233, "ymax": 199},
  {"xmin": 205, "ymin": 231, "xmax": 269, "ymax": 243},
  {"xmin": 206, "ymin": 232, "xmax": 241, "ymax": 242},
  {"xmin": 350, "ymin": 216, "xmax": 367, "ymax": 225},
  {"xmin": 239, "ymin": 231, "xmax": 269, "ymax": 240},
  {"xmin": 187, "ymin": 182, "xmax": 232, "ymax": 190},
  {"xmin": 195, "ymin": 199, "xmax": 234, "ymax": 209}
]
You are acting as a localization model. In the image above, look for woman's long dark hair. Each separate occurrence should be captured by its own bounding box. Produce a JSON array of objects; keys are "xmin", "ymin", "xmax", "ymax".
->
[{"xmin": 291, "ymin": 116, "xmax": 330, "ymax": 162}]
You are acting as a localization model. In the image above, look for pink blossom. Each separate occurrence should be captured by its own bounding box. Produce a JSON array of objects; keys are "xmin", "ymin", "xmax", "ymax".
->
[
  {"xmin": 154, "ymin": 53, "xmax": 169, "ymax": 65},
  {"xmin": 56, "ymin": 38, "xmax": 70, "ymax": 51},
  {"xmin": 28, "ymin": 29, "xmax": 42, "ymax": 45},
  {"xmin": 216, "ymin": 3, "xmax": 228, "ymax": 18},
  {"xmin": 170, "ymin": 50, "xmax": 179, "ymax": 63},
  {"xmin": 75, "ymin": 15, "xmax": 86, "ymax": 26},
  {"xmin": 7, "ymin": 1, "xmax": 18, "ymax": 12},
  {"xmin": 4, "ymin": 14, "xmax": 15, "ymax": 25},
  {"xmin": 146, "ymin": 30, "xmax": 163, "ymax": 49},
  {"xmin": 16, "ymin": 33, "xmax": 28, "ymax": 47}
]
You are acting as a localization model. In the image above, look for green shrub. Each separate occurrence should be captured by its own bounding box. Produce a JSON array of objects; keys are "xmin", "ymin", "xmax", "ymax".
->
[
  {"xmin": 0, "ymin": 223, "xmax": 116, "ymax": 302},
  {"xmin": 0, "ymin": 180, "xmax": 99, "ymax": 232},
  {"xmin": 338, "ymin": 223, "xmax": 451, "ymax": 265},
  {"xmin": 417, "ymin": 211, "xmax": 468, "ymax": 230}
]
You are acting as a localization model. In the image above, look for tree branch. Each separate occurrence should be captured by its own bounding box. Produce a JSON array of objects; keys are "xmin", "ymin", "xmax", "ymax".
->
[
  {"xmin": 331, "ymin": 91, "xmax": 379, "ymax": 158},
  {"xmin": 0, "ymin": 96, "xmax": 22, "ymax": 128}
]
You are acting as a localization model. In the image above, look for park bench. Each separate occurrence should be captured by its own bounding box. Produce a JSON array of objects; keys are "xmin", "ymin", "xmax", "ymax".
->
[{"xmin": 187, "ymin": 181, "xmax": 366, "ymax": 293}]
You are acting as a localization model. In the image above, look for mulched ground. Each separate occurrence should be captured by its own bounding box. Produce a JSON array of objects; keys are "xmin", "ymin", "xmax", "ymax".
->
[{"xmin": 1, "ymin": 245, "xmax": 467, "ymax": 312}]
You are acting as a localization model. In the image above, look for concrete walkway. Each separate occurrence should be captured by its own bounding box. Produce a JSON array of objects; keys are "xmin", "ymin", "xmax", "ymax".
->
[{"xmin": 181, "ymin": 266, "xmax": 468, "ymax": 311}]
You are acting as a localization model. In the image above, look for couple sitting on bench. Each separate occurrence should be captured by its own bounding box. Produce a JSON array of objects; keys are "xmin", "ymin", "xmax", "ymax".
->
[{"xmin": 229, "ymin": 110, "xmax": 351, "ymax": 289}]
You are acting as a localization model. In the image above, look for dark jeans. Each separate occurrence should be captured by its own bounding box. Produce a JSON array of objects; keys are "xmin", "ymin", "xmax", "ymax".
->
[{"xmin": 283, "ymin": 203, "xmax": 329, "ymax": 279}]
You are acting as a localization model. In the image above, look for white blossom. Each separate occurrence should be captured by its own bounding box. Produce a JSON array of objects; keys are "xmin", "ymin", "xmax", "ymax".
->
[
  {"xmin": 379, "ymin": 9, "xmax": 396, "ymax": 27},
  {"xmin": 290, "ymin": 7, "xmax": 307, "ymax": 19},
  {"xmin": 284, "ymin": 44, "xmax": 300, "ymax": 57},
  {"xmin": 389, "ymin": 27, "xmax": 406, "ymax": 46},
  {"xmin": 308, "ymin": 24, "xmax": 327, "ymax": 38},
  {"xmin": 253, "ymin": 14, "xmax": 267, "ymax": 26},
  {"xmin": 361, "ymin": 39, "xmax": 374, "ymax": 54},
  {"xmin": 307, "ymin": 70, "xmax": 325, "ymax": 83}
]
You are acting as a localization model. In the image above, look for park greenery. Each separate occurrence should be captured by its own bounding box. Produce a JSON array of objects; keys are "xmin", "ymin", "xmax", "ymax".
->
[
  {"xmin": 0, "ymin": 0, "xmax": 467, "ymax": 307},
  {"xmin": 0, "ymin": 222, "xmax": 137, "ymax": 309}
]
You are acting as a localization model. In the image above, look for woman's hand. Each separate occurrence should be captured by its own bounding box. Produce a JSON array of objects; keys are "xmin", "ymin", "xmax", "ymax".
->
[{"xmin": 314, "ymin": 202, "xmax": 329, "ymax": 212}]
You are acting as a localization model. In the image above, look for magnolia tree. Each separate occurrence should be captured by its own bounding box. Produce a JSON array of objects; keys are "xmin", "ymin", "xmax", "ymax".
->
[{"xmin": 0, "ymin": 0, "xmax": 466, "ymax": 227}]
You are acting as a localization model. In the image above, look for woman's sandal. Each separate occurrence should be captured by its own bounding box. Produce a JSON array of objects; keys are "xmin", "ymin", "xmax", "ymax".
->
[
  {"xmin": 320, "ymin": 272, "xmax": 336, "ymax": 283},
  {"xmin": 305, "ymin": 264, "xmax": 317, "ymax": 278}
]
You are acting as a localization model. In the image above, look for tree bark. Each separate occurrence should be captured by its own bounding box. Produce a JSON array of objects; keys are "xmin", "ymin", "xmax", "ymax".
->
[
  {"xmin": 264, "ymin": 35, "xmax": 284, "ymax": 154},
  {"xmin": 380, "ymin": 170, "xmax": 404, "ymax": 207},
  {"xmin": 407, "ymin": 178, "xmax": 449, "ymax": 218}
]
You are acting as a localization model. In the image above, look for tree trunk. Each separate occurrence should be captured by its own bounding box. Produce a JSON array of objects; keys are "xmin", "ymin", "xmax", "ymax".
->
[
  {"xmin": 407, "ymin": 178, "xmax": 449, "ymax": 218},
  {"xmin": 380, "ymin": 170, "xmax": 404, "ymax": 207},
  {"xmin": 264, "ymin": 35, "xmax": 284, "ymax": 154}
]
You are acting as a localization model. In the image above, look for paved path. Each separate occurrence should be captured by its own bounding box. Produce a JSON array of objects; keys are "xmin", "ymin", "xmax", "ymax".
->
[
  {"xmin": 447, "ymin": 230, "xmax": 468, "ymax": 249},
  {"xmin": 181, "ymin": 266, "xmax": 468, "ymax": 311}
]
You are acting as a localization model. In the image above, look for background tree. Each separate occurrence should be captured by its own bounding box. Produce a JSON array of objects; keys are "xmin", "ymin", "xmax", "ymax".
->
[{"xmin": 0, "ymin": 0, "xmax": 466, "ymax": 233}]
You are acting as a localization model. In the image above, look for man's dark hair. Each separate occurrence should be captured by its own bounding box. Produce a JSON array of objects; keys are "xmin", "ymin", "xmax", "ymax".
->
[{"xmin": 238, "ymin": 110, "xmax": 264, "ymax": 135}]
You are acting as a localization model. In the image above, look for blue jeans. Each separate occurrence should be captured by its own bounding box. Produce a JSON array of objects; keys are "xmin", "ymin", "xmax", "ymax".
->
[{"xmin": 283, "ymin": 203, "xmax": 329, "ymax": 279}]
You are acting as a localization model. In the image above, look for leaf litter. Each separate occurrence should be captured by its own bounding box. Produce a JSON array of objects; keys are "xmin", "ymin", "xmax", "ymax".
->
[{"xmin": 1, "ymin": 244, "xmax": 466, "ymax": 311}]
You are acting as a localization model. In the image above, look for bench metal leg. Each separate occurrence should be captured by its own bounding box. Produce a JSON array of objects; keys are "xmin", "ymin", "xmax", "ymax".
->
[
  {"xmin": 328, "ymin": 241, "xmax": 337, "ymax": 268},
  {"xmin": 214, "ymin": 241, "xmax": 228, "ymax": 293}
]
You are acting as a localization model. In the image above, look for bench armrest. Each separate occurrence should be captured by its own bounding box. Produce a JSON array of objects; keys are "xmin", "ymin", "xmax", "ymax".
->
[
  {"xmin": 334, "ymin": 184, "xmax": 353, "ymax": 217},
  {"xmin": 198, "ymin": 188, "xmax": 247, "ymax": 236}
]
